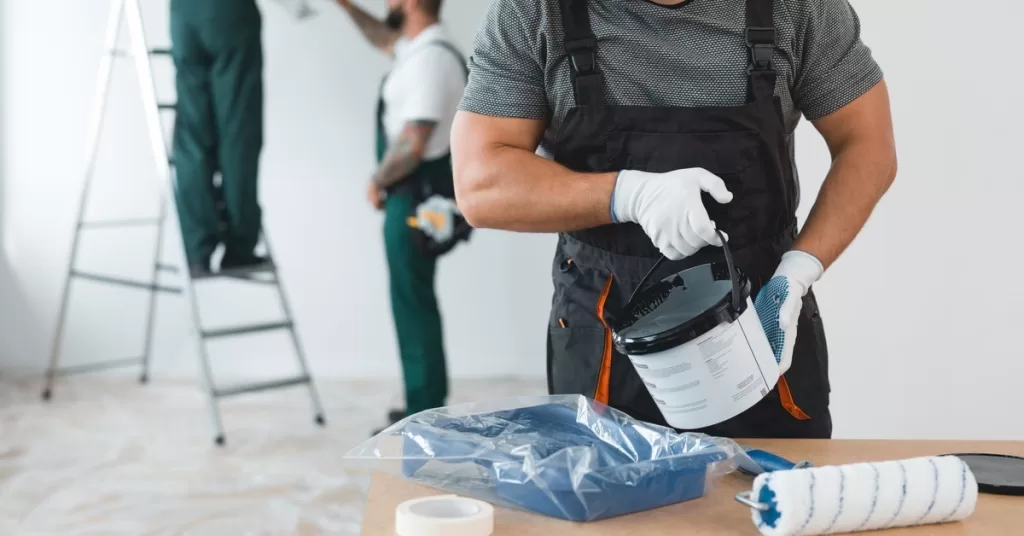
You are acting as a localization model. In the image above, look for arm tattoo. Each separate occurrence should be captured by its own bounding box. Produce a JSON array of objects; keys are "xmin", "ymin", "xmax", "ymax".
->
[
  {"xmin": 342, "ymin": 3, "xmax": 398, "ymax": 52},
  {"xmin": 373, "ymin": 121, "xmax": 438, "ymax": 189}
]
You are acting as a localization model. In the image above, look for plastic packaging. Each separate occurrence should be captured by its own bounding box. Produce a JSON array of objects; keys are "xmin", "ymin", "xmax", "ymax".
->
[{"xmin": 344, "ymin": 395, "xmax": 752, "ymax": 522}]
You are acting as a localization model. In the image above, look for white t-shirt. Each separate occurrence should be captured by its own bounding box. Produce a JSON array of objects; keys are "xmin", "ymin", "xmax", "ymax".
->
[{"xmin": 382, "ymin": 25, "xmax": 467, "ymax": 161}]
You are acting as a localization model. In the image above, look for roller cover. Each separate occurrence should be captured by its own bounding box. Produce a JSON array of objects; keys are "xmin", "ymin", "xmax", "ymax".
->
[{"xmin": 751, "ymin": 456, "xmax": 977, "ymax": 536}]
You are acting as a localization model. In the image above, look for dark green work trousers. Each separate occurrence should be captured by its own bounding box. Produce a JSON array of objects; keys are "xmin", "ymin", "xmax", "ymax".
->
[
  {"xmin": 170, "ymin": 0, "xmax": 263, "ymax": 264},
  {"xmin": 382, "ymin": 172, "xmax": 451, "ymax": 415}
]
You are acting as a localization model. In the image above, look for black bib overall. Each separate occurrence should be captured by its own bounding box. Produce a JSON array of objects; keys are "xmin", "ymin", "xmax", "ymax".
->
[{"xmin": 546, "ymin": 0, "xmax": 832, "ymax": 438}]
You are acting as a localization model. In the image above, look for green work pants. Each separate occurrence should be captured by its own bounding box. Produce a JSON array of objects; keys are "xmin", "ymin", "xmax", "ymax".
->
[
  {"xmin": 383, "ymin": 192, "xmax": 448, "ymax": 414},
  {"xmin": 170, "ymin": 0, "xmax": 263, "ymax": 264}
]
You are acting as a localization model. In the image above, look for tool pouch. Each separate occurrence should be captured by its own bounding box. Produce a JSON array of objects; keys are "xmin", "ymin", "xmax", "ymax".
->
[{"xmin": 406, "ymin": 176, "xmax": 473, "ymax": 259}]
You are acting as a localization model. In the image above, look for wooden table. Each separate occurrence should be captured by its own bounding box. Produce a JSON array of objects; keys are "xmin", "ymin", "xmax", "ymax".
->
[{"xmin": 361, "ymin": 440, "xmax": 1023, "ymax": 535}]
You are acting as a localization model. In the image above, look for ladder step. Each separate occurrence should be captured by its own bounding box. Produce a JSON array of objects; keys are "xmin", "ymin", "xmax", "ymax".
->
[
  {"xmin": 212, "ymin": 375, "xmax": 311, "ymax": 398},
  {"xmin": 79, "ymin": 217, "xmax": 161, "ymax": 229},
  {"xmin": 202, "ymin": 321, "xmax": 293, "ymax": 339},
  {"xmin": 71, "ymin": 270, "xmax": 182, "ymax": 294},
  {"xmin": 149, "ymin": 48, "xmax": 172, "ymax": 56},
  {"xmin": 156, "ymin": 263, "xmax": 179, "ymax": 273},
  {"xmin": 109, "ymin": 49, "xmax": 131, "ymax": 57},
  {"xmin": 192, "ymin": 262, "xmax": 277, "ymax": 283},
  {"xmin": 158, "ymin": 102, "xmax": 176, "ymax": 111},
  {"xmin": 55, "ymin": 357, "xmax": 143, "ymax": 377}
]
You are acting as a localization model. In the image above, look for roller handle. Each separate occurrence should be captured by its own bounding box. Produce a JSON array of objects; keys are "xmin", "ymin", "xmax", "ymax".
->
[{"xmin": 738, "ymin": 448, "xmax": 814, "ymax": 477}]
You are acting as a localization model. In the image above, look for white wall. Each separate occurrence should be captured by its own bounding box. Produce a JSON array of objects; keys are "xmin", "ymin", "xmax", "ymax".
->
[
  {"xmin": 0, "ymin": 0, "xmax": 549, "ymax": 384},
  {"xmin": 1, "ymin": 0, "xmax": 1022, "ymax": 439}
]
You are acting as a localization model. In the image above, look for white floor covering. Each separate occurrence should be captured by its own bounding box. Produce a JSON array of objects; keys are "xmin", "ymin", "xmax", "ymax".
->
[{"xmin": 0, "ymin": 376, "xmax": 544, "ymax": 534}]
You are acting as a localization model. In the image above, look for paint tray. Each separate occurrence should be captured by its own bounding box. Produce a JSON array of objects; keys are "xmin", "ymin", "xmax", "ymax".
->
[{"xmin": 345, "ymin": 395, "xmax": 746, "ymax": 522}]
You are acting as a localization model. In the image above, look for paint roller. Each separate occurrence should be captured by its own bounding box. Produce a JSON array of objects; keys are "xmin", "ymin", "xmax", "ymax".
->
[{"xmin": 735, "ymin": 453, "xmax": 978, "ymax": 536}]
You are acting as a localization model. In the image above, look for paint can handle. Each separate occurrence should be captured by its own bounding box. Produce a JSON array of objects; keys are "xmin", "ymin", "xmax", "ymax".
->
[
  {"xmin": 625, "ymin": 229, "xmax": 741, "ymax": 312},
  {"xmin": 717, "ymin": 229, "xmax": 743, "ymax": 313}
]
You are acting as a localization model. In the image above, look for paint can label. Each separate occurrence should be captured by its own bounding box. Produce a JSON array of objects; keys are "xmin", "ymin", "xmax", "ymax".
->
[{"xmin": 627, "ymin": 298, "xmax": 779, "ymax": 429}]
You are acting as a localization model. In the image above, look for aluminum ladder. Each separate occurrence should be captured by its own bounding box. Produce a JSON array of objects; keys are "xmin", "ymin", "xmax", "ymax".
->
[{"xmin": 42, "ymin": 0, "xmax": 327, "ymax": 446}]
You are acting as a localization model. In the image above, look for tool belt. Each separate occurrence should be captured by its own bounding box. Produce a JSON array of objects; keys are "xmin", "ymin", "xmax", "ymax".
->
[{"xmin": 390, "ymin": 164, "xmax": 473, "ymax": 258}]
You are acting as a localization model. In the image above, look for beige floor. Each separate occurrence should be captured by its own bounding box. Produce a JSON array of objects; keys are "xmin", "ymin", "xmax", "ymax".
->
[{"xmin": 0, "ymin": 375, "xmax": 544, "ymax": 535}]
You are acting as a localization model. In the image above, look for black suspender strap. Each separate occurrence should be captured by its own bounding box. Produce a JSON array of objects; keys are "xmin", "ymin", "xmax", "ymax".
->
[
  {"xmin": 745, "ymin": 0, "xmax": 777, "ymax": 101},
  {"xmin": 560, "ymin": 0, "xmax": 603, "ymax": 108}
]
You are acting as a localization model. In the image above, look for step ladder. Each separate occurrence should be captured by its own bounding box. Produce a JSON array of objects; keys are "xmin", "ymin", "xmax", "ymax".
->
[{"xmin": 42, "ymin": 0, "xmax": 327, "ymax": 446}]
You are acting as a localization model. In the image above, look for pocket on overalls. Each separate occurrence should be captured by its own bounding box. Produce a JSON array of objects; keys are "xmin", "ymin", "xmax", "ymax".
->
[
  {"xmin": 605, "ymin": 131, "xmax": 774, "ymax": 246},
  {"xmin": 547, "ymin": 251, "xmax": 615, "ymax": 401},
  {"xmin": 548, "ymin": 326, "xmax": 607, "ymax": 397},
  {"xmin": 784, "ymin": 291, "xmax": 831, "ymax": 417},
  {"xmin": 605, "ymin": 131, "xmax": 758, "ymax": 175}
]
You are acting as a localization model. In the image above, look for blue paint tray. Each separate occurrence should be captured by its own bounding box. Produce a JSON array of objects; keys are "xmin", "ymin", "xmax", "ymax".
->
[{"xmin": 346, "ymin": 396, "xmax": 745, "ymax": 522}]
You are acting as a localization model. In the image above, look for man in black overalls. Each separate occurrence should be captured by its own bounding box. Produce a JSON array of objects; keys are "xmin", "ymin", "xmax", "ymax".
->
[{"xmin": 452, "ymin": 0, "xmax": 896, "ymax": 438}]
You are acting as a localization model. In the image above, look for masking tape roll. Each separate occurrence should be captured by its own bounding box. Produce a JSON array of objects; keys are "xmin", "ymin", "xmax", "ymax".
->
[{"xmin": 395, "ymin": 495, "xmax": 494, "ymax": 536}]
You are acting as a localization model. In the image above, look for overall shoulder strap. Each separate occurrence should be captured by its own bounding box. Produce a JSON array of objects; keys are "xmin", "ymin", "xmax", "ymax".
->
[
  {"xmin": 745, "ymin": 0, "xmax": 777, "ymax": 102},
  {"xmin": 376, "ymin": 39, "xmax": 468, "ymax": 133},
  {"xmin": 560, "ymin": 0, "xmax": 603, "ymax": 108},
  {"xmin": 430, "ymin": 40, "xmax": 470, "ymax": 80}
]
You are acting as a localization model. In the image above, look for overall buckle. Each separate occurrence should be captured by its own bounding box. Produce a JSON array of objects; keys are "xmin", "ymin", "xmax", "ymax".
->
[
  {"xmin": 571, "ymin": 51, "xmax": 596, "ymax": 74},
  {"xmin": 566, "ymin": 35, "xmax": 598, "ymax": 74},
  {"xmin": 749, "ymin": 44, "xmax": 773, "ymax": 70},
  {"xmin": 745, "ymin": 27, "xmax": 776, "ymax": 71}
]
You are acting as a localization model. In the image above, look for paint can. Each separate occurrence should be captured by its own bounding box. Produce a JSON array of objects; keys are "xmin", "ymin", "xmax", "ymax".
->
[{"xmin": 611, "ymin": 231, "xmax": 778, "ymax": 430}]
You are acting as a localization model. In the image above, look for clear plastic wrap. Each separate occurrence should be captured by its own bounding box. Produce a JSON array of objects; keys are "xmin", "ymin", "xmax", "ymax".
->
[{"xmin": 345, "ymin": 395, "xmax": 754, "ymax": 522}]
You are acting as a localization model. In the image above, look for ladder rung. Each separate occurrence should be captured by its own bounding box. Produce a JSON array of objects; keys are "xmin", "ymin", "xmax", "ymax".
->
[
  {"xmin": 156, "ymin": 263, "xmax": 179, "ymax": 273},
  {"xmin": 212, "ymin": 375, "xmax": 311, "ymax": 398},
  {"xmin": 79, "ymin": 218, "xmax": 161, "ymax": 229},
  {"xmin": 55, "ymin": 357, "xmax": 142, "ymax": 377},
  {"xmin": 202, "ymin": 321, "xmax": 293, "ymax": 339},
  {"xmin": 109, "ymin": 49, "xmax": 131, "ymax": 57},
  {"xmin": 149, "ymin": 48, "xmax": 172, "ymax": 56},
  {"xmin": 192, "ymin": 263, "xmax": 277, "ymax": 282},
  {"xmin": 158, "ymin": 103, "xmax": 176, "ymax": 111},
  {"xmin": 71, "ymin": 270, "xmax": 182, "ymax": 294},
  {"xmin": 220, "ymin": 273, "xmax": 279, "ymax": 285}
]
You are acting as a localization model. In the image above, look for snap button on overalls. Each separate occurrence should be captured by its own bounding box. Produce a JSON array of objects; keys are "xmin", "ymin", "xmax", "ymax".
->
[{"xmin": 546, "ymin": 0, "xmax": 832, "ymax": 438}]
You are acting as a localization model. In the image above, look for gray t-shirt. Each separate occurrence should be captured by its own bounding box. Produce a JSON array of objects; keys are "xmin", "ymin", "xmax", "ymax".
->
[{"xmin": 459, "ymin": 0, "xmax": 883, "ymax": 160}]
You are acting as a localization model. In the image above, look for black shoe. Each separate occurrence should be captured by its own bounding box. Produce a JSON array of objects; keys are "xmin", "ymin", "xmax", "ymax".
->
[
  {"xmin": 370, "ymin": 409, "xmax": 408, "ymax": 437},
  {"xmin": 220, "ymin": 252, "xmax": 273, "ymax": 272},
  {"xmin": 189, "ymin": 258, "xmax": 212, "ymax": 278}
]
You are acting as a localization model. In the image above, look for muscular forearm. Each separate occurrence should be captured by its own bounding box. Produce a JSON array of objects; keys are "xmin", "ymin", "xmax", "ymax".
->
[
  {"xmin": 793, "ymin": 142, "xmax": 897, "ymax": 269},
  {"xmin": 337, "ymin": 1, "xmax": 397, "ymax": 53},
  {"xmin": 454, "ymin": 145, "xmax": 616, "ymax": 232}
]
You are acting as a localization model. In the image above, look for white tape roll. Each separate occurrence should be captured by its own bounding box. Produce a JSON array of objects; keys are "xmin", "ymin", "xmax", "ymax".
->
[{"xmin": 395, "ymin": 495, "xmax": 494, "ymax": 536}]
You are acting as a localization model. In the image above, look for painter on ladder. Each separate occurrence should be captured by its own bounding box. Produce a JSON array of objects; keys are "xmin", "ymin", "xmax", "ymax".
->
[
  {"xmin": 335, "ymin": 0, "xmax": 469, "ymax": 432},
  {"xmin": 170, "ymin": 0, "xmax": 269, "ymax": 276},
  {"xmin": 452, "ymin": 0, "xmax": 897, "ymax": 438}
]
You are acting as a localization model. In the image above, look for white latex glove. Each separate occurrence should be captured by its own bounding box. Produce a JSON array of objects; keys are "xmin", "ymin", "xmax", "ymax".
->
[
  {"xmin": 612, "ymin": 169, "xmax": 734, "ymax": 260},
  {"xmin": 753, "ymin": 250, "xmax": 823, "ymax": 374}
]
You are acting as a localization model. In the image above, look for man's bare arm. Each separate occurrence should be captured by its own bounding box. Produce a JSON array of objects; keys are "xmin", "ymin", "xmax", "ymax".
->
[
  {"xmin": 451, "ymin": 112, "xmax": 616, "ymax": 231},
  {"xmin": 373, "ymin": 121, "xmax": 436, "ymax": 189},
  {"xmin": 794, "ymin": 80, "xmax": 897, "ymax": 269},
  {"xmin": 335, "ymin": 0, "xmax": 398, "ymax": 53}
]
